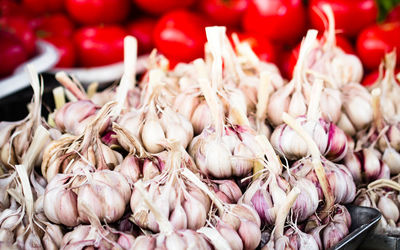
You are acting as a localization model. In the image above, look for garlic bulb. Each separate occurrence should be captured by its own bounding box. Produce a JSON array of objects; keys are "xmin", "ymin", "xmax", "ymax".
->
[
  {"xmin": 42, "ymin": 102, "xmax": 123, "ymax": 181},
  {"xmin": 339, "ymin": 83, "xmax": 373, "ymax": 134},
  {"xmin": 54, "ymin": 100, "xmax": 99, "ymax": 135},
  {"xmin": 44, "ymin": 170, "xmax": 131, "ymax": 226}
]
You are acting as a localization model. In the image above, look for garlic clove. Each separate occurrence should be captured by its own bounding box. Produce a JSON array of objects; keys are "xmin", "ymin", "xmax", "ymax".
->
[
  {"xmin": 183, "ymin": 195, "xmax": 207, "ymax": 230},
  {"xmin": 216, "ymin": 222, "xmax": 244, "ymax": 250},
  {"xmin": 141, "ymin": 118, "xmax": 166, "ymax": 153},
  {"xmin": 191, "ymin": 102, "xmax": 212, "ymax": 135},
  {"xmin": 383, "ymin": 147, "xmax": 400, "ymax": 174},
  {"xmin": 238, "ymin": 220, "xmax": 261, "ymax": 250}
]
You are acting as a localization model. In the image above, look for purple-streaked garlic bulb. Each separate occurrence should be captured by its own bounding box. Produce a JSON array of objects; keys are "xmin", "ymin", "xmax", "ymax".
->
[
  {"xmin": 44, "ymin": 169, "xmax": 131, "ymax": 226},
  {"xmin": 344, "ymin": 147, "xmax": 390, "ymax": 184},
  {"xmin": 292, "ymin": 158, "xmax": 356, "ymax": 204},
  {"xmin": 263, "ymin": 187, "xmax": 319, "ymax": 250},
  {"xmin": 271, "ymin": 80, "xmax": 348, "ymax": 162},
  {"xmin": 307, "ymin": 204, "xmax": 351, "ymax": 249},
  {"xmin": 42, "ymin": 102, "xmax": 123, "ymax": 182},
  {"xmin": 240, "ymin": 172, "xmax": 289, "ymax": 226}
]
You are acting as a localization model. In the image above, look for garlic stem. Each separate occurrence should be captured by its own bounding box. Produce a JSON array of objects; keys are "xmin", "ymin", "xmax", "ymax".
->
[
  {"xmin": 134, "ymin": 180, "xmax": 174, "ymax": 235},
  {"xmin": 194, "ymin": 59, "xmax": 223, "ymax": 136},
  {"xmin": 197, "ymin": 227, "xmax": 232, "ymax": 250},
  {"xmin": 15, "ymin": 164, "xmax": 34, "ymax": 226},
  {"xmin": 371, "ymin": 88, "xmax": 384, "ymax": 130},
  {"xmin": 181, "ymin": 168, "xmax": 225, "ymax": 214},
  {"xmin": 282, "ymin": 112, "xmax": 334, "ymax": 217},
  {"xmin": 274, "ymin": 187, "xmax": 300, "ymax": 238},
  {"xmin": 27, "ymin": 64, "xmax": 42, "ymax": 126},
  {"xmin": 306, "ymin": 79, "xmax": 323, "ymax": 121},
  {"xmin": 52, "ymin": 86, "xmax": 65, "ymax": 110},
  {"xmin": 114, "ymin": 36, "xmax": 138, "ymax": 116},
  {"xmin": 87, "ymin": 82, "xmax": 98, "ymax": 99},
  {"xmin": 55, "ymin": 72, "xmax": 88, "ymax": 100},
  {"xmin": 321, "ymin": 4, "xmax": 336, "ymax": 50},
  {"xmin": 22, "ymin": 125, "xmax": 50, "ymax": 172},
  {"xmin": 368, "ymin": 179, "xmax": 400, "ymax": 192},
  {"xmin": 230, "ymin": 106, "xmax": 250, "ymax": 126},
  {"xmin": 256, "ymin": 72, "xmax": 273, "ymax": 121},
  {"xmin": 205, "ymin": 26, "xmax": 224, "ymax": 90},
  {"xmin": 231, "ymin": 32, "xmax": 259, "ymax": 68},
  {"xmin": 293, "ymin": 30, "xmax": 318, "ymax": 90},
  {"xmin": 255, "ymin": 135, "xmax": 281, "ymax": 174}
]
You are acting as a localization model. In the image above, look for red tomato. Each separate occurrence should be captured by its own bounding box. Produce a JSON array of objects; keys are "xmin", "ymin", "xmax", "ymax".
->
[
  {"xmin": 356, "ymin": 22, "xmax": 400, "ymax": 70},
  {"xmin": 126, "ymin": 18, "xmax": 156, "ymax": 55},
  {"xmin": 242, "ymin": 0, "xmax": 306, "ymax": 45},
  {"xmin": 1, "ymin": 0, "xmax": 26, "ymax": 17},
  {"xmin": 233, "ymin": 32, "xmax": 277, "ymax": 63},
  {"xmin": 0, "ymin": 30, "xmax": 28, "ymax": 78},
  {"xmin": 133, "ymin": 0, "xmax": 194, "ymax": 15},
  {"xmin": 23, "ymin": 0, "xmax": 64, "ymax": 14},
  {"xmin": 0, "ymin": 16, "xmax": 36, "ymax": 56},
  {"xmin": 74, "ymin": 26, "xmax": 127, "ymax": 67},
  {"xmin": 386, "ymin": 5, "xmax": 400, "ymax": 22},
  {"xmin": 284, "ymin": 34, "xmax": 355, "ymax": 78},
  {"xmin": 199, "ymin": 0, "xmax": 249, "ymax": 27},
  {"xmin": 33, "ymin": 13, "xmax": 75, "ymax": 38},
  {"xmin": 154, "ymin": 10, "xmax": 208, "ymax": 63},
  {"xmin": 66, "ymin": 0, "xmax": 130, "ymax": 25},
  {"xmin": 309, "ymin": 0, "xmax": 378, "ymax": 37},
  {"xmin": 44, "ymin": 36, "xmax": 76, "ymax": 68}
]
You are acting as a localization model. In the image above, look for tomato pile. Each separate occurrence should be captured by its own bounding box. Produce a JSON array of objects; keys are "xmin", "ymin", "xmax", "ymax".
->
[{"xmin": 1, "ymin": 0, "xmax": 400, "ymax": 81}]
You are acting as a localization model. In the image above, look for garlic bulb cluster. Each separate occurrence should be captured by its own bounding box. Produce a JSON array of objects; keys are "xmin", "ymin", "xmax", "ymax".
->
[
  {"xmin": 119, "ymin": 69, "xmax": 194, "ymax": 153},
  {"xmin": 42, "ymin": 102, "xmax": 123, "ymax": 181},
  {"xmin": 130, "ymin": 149, "xmax": 211, "ymax": 232},
  {"xmin": 44, "ymin": 169, "xmax": 131, "ymax": 226}
]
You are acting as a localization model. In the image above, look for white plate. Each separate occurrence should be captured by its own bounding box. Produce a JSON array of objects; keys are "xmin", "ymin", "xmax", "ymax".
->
[
  {"xmin": 51, "ymin": 54, "xmax": 148, "ymax": 87},
  {"xmin": 0, "ymin": 40, "xmax": 59, "ymax": 99}
]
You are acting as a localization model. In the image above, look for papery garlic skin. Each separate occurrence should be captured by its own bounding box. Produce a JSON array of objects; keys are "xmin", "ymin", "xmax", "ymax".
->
[{"xmin": 55, "ymin": 100, "xmax": 98, "ymax": 135}]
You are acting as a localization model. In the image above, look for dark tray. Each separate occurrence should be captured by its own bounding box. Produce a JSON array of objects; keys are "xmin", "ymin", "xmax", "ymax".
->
[{"xmin": 331, "ymin": 205, "xmax": 381, "ymax": 250}]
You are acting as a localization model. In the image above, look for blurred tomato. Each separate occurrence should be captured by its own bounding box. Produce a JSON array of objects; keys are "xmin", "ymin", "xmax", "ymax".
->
[
  {"xmin": 233, "ymin": 32, "xmax": 277, "ymax": 63},
  {"xmin": 154, "ymin": 10, "xmax": 207, "ymax": 63},
  {"xmin": 356, "ymin": 22, "xmax": 400, "ymax": 70},
  {"xmin": 199, "ymin": 0, "xmax": 248, "ymax": 27},
  {"xmin": 0, "ymin": 30, "xmax": 28, "ymax": 78},
  {"xmin": 133, "ymin": 0, "xmax": 194, "ymax": 15},
  {"xmin": 74, "ymin": 26, "xmax": 127, "ymax": 67},
  {"xmin": 44, "ymin": 36, "xmax": 76, "ymax": 68},
  {"xmin": 127, "ymin": 18, "xmax": 156, "ymax": 55},
  {"xmin": 23, "ymin": 0, "xmax": 64, "ymax": 14},
  {"xmin": 33, "ymin": 14, "xmax": 75, "ymax": 38},
  {"xmin": 283, "ymin": 34, "xmax": 355, "ymax": 78},
  {"xmin": 0, "ymin": 16, "xmax": 36, "ymax": 56},
  {"xmin": 386, "ymin": 5, "xmax": 400, "ymax": 22},
  {"xmin": 0, "ymin": 0, "xmax": 27, "ymax": 17},
  {"xmin": 309, "ymin": 0, "xmax": 378, "ymax": 37},
  {"xmin": 362, "ymin": 68, "xmax": 400, "ymax": 87},
  {"xmin": 242, "ymin": 0, "xmax": 306, "ymax": 45},
  {"xmin": 66, "ymin": 0, "xmax": 130, "ymax": 25}
]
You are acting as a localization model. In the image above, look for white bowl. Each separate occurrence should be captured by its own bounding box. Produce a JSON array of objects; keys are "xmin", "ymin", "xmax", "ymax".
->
[
  {"xmin": 51, "ymin": 54, "xmax": 148, "ymax": 87},
  {"xmin": 0, "ymin": 40, "xmax": 59, "ymax": 99}
]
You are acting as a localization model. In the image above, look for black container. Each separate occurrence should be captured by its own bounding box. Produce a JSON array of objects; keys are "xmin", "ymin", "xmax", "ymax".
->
[{"xmin": 331, "ymin": 205, "xmax": 381, "ymax": 250}]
